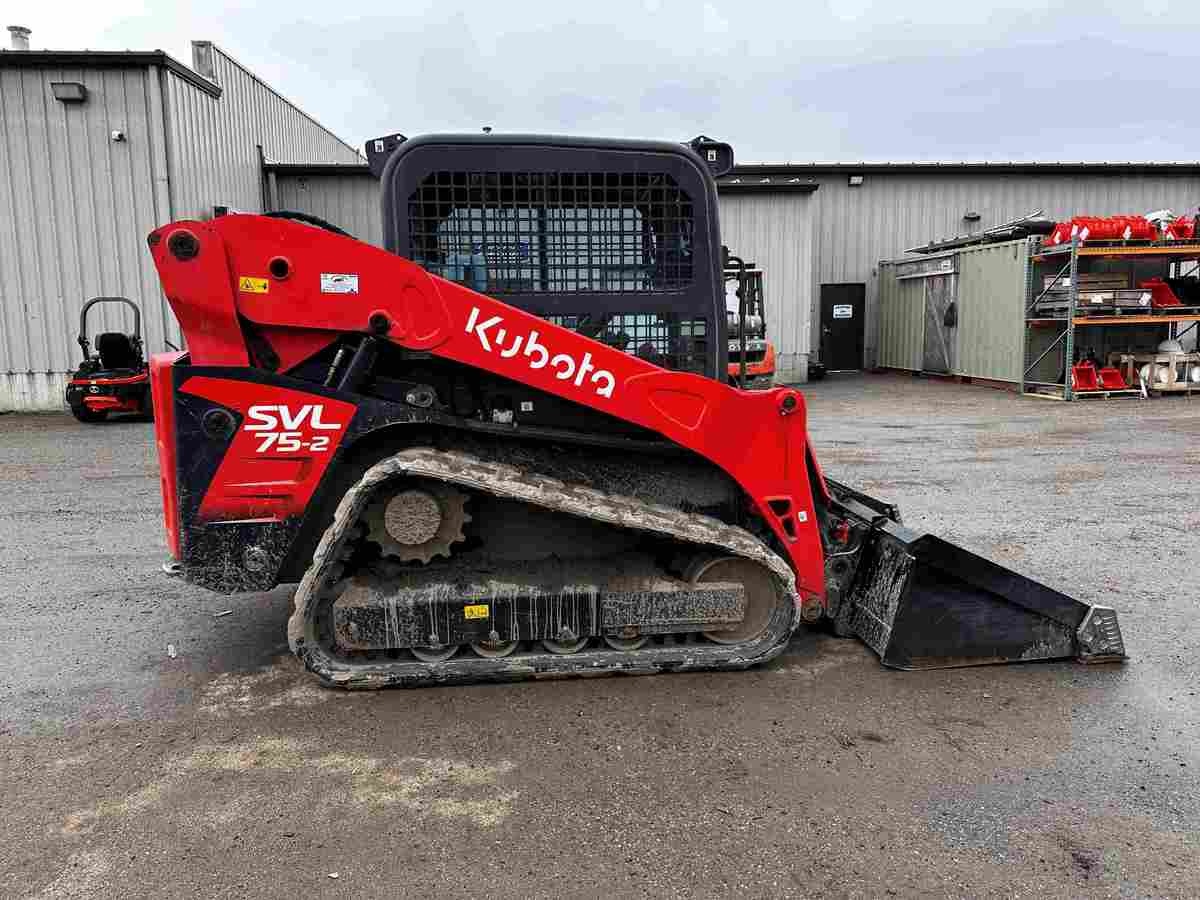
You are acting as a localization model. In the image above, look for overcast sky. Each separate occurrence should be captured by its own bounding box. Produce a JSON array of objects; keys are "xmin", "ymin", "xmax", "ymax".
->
[{"xmin": 13, "ymin": 2, "xmax": 1200, "ymax": 162}]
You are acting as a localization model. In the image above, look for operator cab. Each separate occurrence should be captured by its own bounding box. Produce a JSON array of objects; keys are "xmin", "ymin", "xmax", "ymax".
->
[{"xmin": 370, "ymin": 133, "xmax": 734, "ymax": 380}]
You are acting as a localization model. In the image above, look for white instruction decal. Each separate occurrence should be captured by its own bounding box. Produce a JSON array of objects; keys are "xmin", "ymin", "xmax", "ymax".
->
[
  {"xmin": 833, "ymin": 304, "xmax": 853, "ymax": 319},
  {"xmin": 321, "ymin": 273, "xmax": 359, "ymax": 294}
]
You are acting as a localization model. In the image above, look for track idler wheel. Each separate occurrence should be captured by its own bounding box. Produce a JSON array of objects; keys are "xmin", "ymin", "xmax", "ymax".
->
[
  {"xmin": 365, "ymin": 481, "xmax": 470, "ymax": 563},
  {"xmin": 686, "ymin": 556, "xmax": 781, "ymax": 645}
]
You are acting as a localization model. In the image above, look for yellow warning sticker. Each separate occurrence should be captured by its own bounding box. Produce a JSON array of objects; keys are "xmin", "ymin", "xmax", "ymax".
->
[
  {"xmin": 463, "ymin": 604, "xmax": 489, "ymax": 620},
  {"xmin": 238, "ymin": 276, "xmax": 269, "ymax": 294}
]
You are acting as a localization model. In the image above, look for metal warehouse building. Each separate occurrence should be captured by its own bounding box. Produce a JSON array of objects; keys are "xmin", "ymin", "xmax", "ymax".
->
[
  {"xmin": 0, "ymin": 36, "xmax": 362, "ymax": 410},
  {"xmin": 5, "ymin": 28, "xmax": 1200, "ymax": 408},
  {"xmin": 726, "ymin": 163, "xmax": 1200, "ymax": 374},
  {"xmin": 269, "ymin": 160, "xmax": 1200, "ymax": 382}
]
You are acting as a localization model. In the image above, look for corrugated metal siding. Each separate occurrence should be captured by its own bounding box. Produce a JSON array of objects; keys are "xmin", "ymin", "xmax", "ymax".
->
[
  {"xmin": 717, "ymin": 192, "xmax": 814, "ymax": 381},
  {"xmin": 875, "ymin": 266, "xmax": 924, "ymax": 371},
  {"xmin": 273, "ymin": 173, "xmax": 383, "ymax": 246},
  {"xmin": 2, "ymin": 46, "xmax": 366, "ymax": 409},
  {"xmin": 0, "ymin": 63, "xmax": 172, "ymax": 403},
  {"xmin": 165, "ymin": 45, "xmax": 362, "ymax": 220},
  {"xmin": 810, "ymin": 171, "xmax": 1200, "ymax": 365},
  {"xmin": 954, "ymin": 239, "xmax": 1029, "ymax": 383}
]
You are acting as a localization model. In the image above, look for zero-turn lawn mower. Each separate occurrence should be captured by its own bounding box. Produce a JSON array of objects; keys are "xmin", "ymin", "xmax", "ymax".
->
[{"xmin": 65, "ymin": 297, "xmax": 152, "ymax": 422}]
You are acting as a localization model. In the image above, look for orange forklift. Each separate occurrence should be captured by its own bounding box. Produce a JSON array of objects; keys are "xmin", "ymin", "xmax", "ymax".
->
[{"xmin": 724, "ymin": 259, "xmax": 776, "ymax": 388}]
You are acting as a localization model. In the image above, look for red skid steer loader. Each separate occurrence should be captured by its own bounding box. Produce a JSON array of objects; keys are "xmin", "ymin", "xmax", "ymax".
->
[{"xmin": 145, "ymin": 133, "xmax": 1124, "ymax": 688}]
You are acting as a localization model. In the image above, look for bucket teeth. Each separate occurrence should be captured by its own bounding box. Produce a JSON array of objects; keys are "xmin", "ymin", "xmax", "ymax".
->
[{"xmin": 1076, "ymin": 605, "xmax": 1126, "ymax": 662}]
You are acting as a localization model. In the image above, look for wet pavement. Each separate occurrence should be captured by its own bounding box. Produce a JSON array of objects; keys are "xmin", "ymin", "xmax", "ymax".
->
[{"xmin": 1, "ymin": 375, "xmax": 1198, "ymax": 898}]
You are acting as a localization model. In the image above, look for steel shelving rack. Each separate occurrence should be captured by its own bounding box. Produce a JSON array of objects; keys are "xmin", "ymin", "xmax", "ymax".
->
[{"xmin": 1021, "ymin": 237, "xmax": 1200, "ymax": 400}]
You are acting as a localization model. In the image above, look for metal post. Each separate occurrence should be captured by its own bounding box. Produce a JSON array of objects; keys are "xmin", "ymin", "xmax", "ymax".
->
[
  {"xmin": 1021, "ymin": 237, "xmax": 1035, "ymax": 395},
  {"xmin": 1064, "ymin": 237, "xmax": 1080, "ymax": 400}
]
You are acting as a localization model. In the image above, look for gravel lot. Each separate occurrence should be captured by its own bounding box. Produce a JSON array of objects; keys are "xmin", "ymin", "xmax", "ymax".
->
[{"xmin": 1, "ymin": 374, "xmax": 1198, "ymax": 899}]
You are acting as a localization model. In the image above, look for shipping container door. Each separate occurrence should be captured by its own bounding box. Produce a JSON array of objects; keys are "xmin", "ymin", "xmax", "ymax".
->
[{"xmin": 922, "ymin": 274, "xmax": 957, "ymax": 373}]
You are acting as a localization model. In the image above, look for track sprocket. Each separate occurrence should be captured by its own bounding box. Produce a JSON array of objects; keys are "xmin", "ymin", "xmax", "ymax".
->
[{"xmin": 363, "ymin": 481, "xmax": 470, "ymax": 563}]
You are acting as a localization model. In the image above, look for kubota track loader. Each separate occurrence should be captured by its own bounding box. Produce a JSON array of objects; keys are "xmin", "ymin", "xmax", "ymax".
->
[{"xmin": 146, "ymin": 133, "xmax": 1124, "ymax": 688}]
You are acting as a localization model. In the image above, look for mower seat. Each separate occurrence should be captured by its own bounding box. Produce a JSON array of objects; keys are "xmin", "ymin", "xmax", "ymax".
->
[{"xmin": 96, "ymin": 332, "xmax": 138, "ymax": 370}]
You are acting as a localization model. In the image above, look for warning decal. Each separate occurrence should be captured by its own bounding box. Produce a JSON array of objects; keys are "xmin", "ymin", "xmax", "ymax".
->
[
  {"xmin": 833, "ymin": 304, "xmax": 853, "ymax": 319},
  {"xmin": 463, "ymin": 604, "xmax": 489, "ymax": 620},
  {"xmin": 239, "ymin": 276, "xmax": 269, "ymax": 294}
]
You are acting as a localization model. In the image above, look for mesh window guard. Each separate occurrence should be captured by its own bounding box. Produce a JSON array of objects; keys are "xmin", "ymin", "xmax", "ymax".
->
[{"xmin": 408, "ymin": 171, "xmax": 695, "ymax": 295}]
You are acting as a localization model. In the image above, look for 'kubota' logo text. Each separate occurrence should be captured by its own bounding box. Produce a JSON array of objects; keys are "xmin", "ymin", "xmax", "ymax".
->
[
  {"xmin": 465, "ymin": 307, "xmax": 616, "ymax": 399},
  {"xmin": 244, "ymin": 404, "xmax": 342, "ymax": 453}
]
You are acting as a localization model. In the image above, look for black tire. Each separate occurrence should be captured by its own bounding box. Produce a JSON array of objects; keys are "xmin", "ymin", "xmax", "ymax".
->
[{"xmin": 70, "ymin": 405, "xmax": 108, "ymax": 423}]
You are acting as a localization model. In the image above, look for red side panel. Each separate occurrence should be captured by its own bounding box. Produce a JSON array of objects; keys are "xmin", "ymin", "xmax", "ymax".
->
[
  {"xmin": 148, "ymin": 216, "xmax": 829, "ymax": 603},
  {"xmin": 179, "ymin": 376, "xmax": 357, "ymax": 522},
  {"xmin": 150, "ymin": 351, "xmax": 187, "ymax": 558}
]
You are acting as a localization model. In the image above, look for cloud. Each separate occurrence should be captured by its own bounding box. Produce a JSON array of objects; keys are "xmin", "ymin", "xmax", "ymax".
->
[{"xmin": 17, "ymin": 0, "xmax": 1200, "ymax": 161}]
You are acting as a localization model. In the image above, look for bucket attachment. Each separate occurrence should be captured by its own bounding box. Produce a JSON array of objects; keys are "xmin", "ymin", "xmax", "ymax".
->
[
  {"xmin": 1070, "ymin": 362, "xmax": 1100, "ymax": 392},
  {"xmin": 824, "ymin": 480, "xmax": 1126, "ymax": 670},
  {"xmin": 1097, "ymin": 366, "xmax": 1128, "ymax": 390}
]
